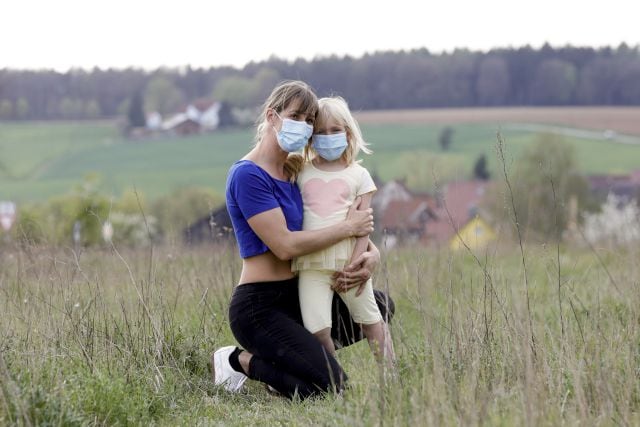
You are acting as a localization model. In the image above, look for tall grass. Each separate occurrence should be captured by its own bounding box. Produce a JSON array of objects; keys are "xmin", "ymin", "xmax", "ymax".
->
[{"xmin": 1, "ymin": 236, "xmax": 638, "ymax": 425}]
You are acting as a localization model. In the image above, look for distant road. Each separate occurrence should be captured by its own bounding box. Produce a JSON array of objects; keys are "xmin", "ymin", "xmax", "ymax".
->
[
  {"xmin": 354, "ymin": 106, "xmax": 640, "ymax": 136},
  {"xmin": 504, "ymin": 124, "xmax": 640, "ymax": 146}
]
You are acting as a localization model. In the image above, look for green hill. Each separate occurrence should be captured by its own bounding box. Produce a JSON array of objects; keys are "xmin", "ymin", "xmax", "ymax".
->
[{"xmin": 1, "ymin": 118, "xmax": 639, "ymax": 203}]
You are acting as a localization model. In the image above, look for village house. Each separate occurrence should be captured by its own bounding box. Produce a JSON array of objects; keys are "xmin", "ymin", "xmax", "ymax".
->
[
  {"xmin": 379, "ymin": 193, "xmax": 437, "ymax": 247},
  {"xmin": 587, "ymin": 170, "xmax": 640, "ymax": 205},
  {"xmin": 183, "ymin": 204, "xmax": 234, "ymax": 245},
  {"xmin": 377, "ymin": 179, "xmax": 496, "ymax": 250},
  {"xmin": 447, "ymin": 216, "xmax": 496, "ymax": 251},
  {"xmin": 161, "ymin": 99, "xmax": 222, "ymax": 136},
  {"xmin": 162, "ymin": 115, "xmax": 201, "ymax": 135},
  {"xmin": 429, "ymin": 180, "xmax": 494, "ymax": 249},
  {"xmin": 371, "ymin": 178, "xmax": 413, "ymax": 214},
  {"xmin": 146, "ymin": 111, "xmax": 162, "ymax": 131}
]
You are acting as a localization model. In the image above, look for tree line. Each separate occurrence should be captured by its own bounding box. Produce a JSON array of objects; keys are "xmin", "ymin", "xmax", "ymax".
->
[{"xmin": 0, "ymin": 43, "xmax": 639, "ymax": 120}]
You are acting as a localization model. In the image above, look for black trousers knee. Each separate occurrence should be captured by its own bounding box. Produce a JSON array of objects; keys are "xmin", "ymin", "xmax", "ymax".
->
[
  {"xmin": 228, "ymin": 277, "xmax": 394, "ymax": 400},
  {"xmin": 331, "ymin": 288, "xmax": 395, "ymax": 348}
]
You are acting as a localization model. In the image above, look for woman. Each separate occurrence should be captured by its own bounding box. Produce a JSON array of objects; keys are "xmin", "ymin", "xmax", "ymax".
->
[{"xmin": 212, "ymin": 80, "xmax": 391, "ymax": 400}]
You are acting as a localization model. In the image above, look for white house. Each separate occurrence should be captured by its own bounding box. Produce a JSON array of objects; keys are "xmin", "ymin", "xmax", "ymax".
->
[{"xmin": 162, "ymin": 99, "xmax": 221, "ymax": 135}]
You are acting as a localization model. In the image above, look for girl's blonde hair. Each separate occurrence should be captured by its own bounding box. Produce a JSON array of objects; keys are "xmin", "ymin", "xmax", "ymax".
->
[
  {"xmin": 304, "ymin": 96, "xmax": 372, "ymax": 165},
  {"xmin": 254, "ymin": 80, "xmax": 318, "ymax": 182}
]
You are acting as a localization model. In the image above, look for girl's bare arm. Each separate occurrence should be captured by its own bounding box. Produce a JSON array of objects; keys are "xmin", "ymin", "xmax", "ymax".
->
[{"xmin": 348, "ymin": 191, "xmax": 375, "ymax": 267}]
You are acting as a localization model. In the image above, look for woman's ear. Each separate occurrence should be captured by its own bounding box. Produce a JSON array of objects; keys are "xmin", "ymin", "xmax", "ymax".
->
[{"xmin": 266, "ymin": 108, "xmax": 278, "ymax": 125}]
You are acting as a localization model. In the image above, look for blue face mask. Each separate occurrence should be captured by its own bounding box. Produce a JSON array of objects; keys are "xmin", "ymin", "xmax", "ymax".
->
[
  {"xmin": 312, "ymin": 132, "xmax": 348, "ymax": 161},
  {"xmin": 274, "ymin": 112, "xmax": 313, "ymax": 153}
]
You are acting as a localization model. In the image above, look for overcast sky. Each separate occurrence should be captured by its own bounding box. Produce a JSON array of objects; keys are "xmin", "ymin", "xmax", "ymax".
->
[{"xmin": 2, "ymin": 0, "xmax": 638, "ymax": 71}]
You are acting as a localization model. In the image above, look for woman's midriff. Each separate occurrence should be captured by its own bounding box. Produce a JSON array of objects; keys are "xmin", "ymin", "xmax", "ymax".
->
[{"xmin": 238, "ymin": 251, "xmax": 295, "ymax": 285}]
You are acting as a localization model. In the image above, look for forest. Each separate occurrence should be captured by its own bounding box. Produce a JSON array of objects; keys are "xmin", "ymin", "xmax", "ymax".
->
[{"xmin": 1, "ymin": 43, "xmax": 639, "ymax": 121}]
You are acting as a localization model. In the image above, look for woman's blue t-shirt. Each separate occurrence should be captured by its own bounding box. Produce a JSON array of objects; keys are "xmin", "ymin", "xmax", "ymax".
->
[{"xmin": 225, "ymin": 160, "xmax": 303, "ymax": 258}]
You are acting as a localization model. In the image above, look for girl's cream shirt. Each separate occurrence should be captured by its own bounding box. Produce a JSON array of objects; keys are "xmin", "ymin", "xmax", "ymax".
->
[{"xmin": 292, "ymin": 161, "xmax": 376, "ymax": 272}]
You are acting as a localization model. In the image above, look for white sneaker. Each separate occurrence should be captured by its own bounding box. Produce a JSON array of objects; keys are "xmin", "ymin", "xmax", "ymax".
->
[{"xmin": 212, "ymin": 346, "xmax": 247, "ymax": 392}]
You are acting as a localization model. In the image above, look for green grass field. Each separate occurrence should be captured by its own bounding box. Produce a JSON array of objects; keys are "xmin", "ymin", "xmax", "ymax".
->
[
  {"xmin": 2, "ymin": 112, "xmax": 639, "ymax": 424},
  {"xmin": 1, "ymin": 243, "xmax": 638, "ymax": 425},
  {"xmin": 2, "ymin": 118, "xmax": 640, "ymax": 203}
]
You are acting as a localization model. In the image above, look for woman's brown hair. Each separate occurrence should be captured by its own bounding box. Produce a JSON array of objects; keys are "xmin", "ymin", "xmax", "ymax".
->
[{"xmin": 254, "ymin": 80, "xmax": 318, "ymax": 182}]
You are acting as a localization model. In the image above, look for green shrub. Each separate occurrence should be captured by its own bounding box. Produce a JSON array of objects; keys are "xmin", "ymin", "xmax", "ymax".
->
[{"xmin": 152, "ymin": 186, "xmax": 223, "ymax": 240}]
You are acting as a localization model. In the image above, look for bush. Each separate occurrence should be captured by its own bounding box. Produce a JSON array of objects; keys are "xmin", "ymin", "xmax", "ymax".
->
[
  {"xmin": 43, "ymin": 194, "xmax": 110, "ymax": 247},
  {"xmin": 11, "ymin": 204, "xmax": 47, "ymax": 245},
  {"xmin": 152, "ymin": 187, "xmax": 223, "ymax": 241},
  {"xmin": 8, "ymin": 178, "xmax": 157, "ymax": 247},
  {"xmin": 487, "ymin": 134, "xmax": 589, "ymax": 241},
  {"xmin": 438, "ymin": 126, "xmax": 454, "ymax": 151},
  {"xmin": 107, "ymin": 212, "xmax": 159, "ymax": 247}
]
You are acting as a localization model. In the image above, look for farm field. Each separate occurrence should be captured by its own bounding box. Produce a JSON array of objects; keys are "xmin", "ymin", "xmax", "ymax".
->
[
  {"xmin": 1, "ymin": 107, "xmax": 640, "ymax": 203},
  {"xmin": 355, "ymin": 106, "xmax": 640, "ymax": 135},
  {"xmin": 1, "ymin": 243, "xmax": 638, "ymax": 425}
]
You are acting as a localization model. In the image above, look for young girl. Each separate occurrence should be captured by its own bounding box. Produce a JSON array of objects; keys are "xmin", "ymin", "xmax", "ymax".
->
[{"xmin": 293, "ymin": 96, "xmax": 395, "ymax": 363}]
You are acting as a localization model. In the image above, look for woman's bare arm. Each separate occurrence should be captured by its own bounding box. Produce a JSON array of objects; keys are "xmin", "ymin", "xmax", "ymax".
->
[
  {"xmin": 247, "ymin": 198, "xmax": 373, "ymax": 261},
  {"xmin": 332, "ymin": 240, "xmax": 380, "ymax": 296}
]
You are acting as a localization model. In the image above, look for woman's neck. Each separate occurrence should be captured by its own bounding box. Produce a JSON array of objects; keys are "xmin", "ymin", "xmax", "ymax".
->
[{"xmin": 245, "ymin": 136, "xmax": 288, "ymax": 180}]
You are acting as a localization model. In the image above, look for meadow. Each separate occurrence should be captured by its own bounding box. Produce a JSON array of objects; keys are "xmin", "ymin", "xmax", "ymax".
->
[
  {"xmin": 1, "ymin": 239, "xmax": 639, "ymax": 425},
  {"xmin": 1, "ymin": 107, "xmax": 639, "ymax": 425},
  {"xmin": 2, "ymin": 106, "xmax": 640, "ymax": 204}
]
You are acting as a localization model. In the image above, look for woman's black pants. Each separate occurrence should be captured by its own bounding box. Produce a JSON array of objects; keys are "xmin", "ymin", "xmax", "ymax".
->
[{"xmin": 228, "ymin": 277, "xmax": 394, "ymax": 400}]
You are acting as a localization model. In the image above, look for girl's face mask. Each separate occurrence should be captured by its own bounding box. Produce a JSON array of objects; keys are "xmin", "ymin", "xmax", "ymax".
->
[
  {"xmin": 312, "ymin": 132, "xmax": 348, "ymax": 161},
  {"xmin": 273, "ymin": 111, "xmax": 313, "ymax": 153}
]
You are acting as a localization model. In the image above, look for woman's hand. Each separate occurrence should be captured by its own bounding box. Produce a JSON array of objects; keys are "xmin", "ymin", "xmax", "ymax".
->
[
  {"xmin": 331, "ymin": 242, "xmax": 381, "ymax": 296},
  {"xmin": 345, "ymin": 197, "xmax": 374, "ymax": 237}
]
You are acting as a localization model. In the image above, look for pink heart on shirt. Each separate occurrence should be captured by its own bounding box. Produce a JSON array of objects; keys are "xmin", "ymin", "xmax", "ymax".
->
[{"xmin": 303, "ymin": 178, "xmax": 350, "ymax": 218}]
